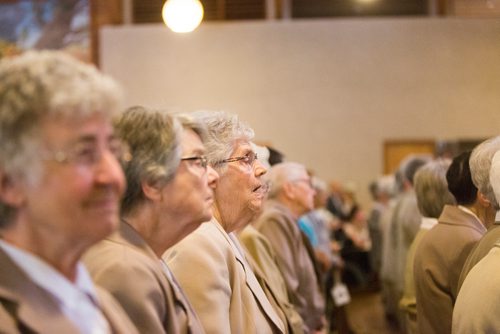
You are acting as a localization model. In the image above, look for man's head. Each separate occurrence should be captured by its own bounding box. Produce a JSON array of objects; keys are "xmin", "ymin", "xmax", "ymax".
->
[
  {"xmin": 0, "ymin": 51, "xmax": 125, "ymax": 248},
  {"xmin": 192, "ymin": 110, "xmax": 267, "ymax": 232},
  {"xmin": 446, "ymin": 151, "xmax": 477, "ymax": 206},
  {"xmin": 469, "ymin": 136, "xmax": 500, "ymax": 210},
  {"xmin": 266, "ymin": 162, "xmax": 316, "ymax": 217},
  {"xmin": 414, "ymin": 159, "xmax": 456, "ymax": 218},
  {"xmin": 398, "ymin": 155, "xmax": 431, "ymax": 189}
]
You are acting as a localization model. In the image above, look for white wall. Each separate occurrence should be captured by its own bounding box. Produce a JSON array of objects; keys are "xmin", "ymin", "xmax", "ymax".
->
[{"xmin": 100, "ymin": 18, "xmax": 500, "ymax": 207}]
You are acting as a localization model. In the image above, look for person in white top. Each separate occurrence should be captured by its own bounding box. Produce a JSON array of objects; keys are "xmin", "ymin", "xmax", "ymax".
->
[{"xmin": 0, "ymin": 51, "xmax": 137, "ymax": 333}]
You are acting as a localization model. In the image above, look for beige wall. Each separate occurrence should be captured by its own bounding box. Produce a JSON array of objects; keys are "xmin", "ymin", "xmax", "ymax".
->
[{"xmin": 100, "ymin": 18, "xmax": 500, "ymax": 207}]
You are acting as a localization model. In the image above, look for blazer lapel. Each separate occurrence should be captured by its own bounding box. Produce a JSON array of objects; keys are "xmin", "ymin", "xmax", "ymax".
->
[
  {"xmin": 0, "ymin": 248, "xmax": 78, "ymax": 333},
  {"xmin": 220, "ymin": 225, "xmax": 285, "ymax": 333}
]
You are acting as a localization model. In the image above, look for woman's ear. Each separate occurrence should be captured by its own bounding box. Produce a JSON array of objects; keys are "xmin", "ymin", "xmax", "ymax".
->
[
  {"xmin": 141, "ymin": 180, "xmax": 163, "ymax": 202},
  {"xmin": 0, "ymin": 171, "xmax": 25, "ymax": 207},
  {"xmin": 478, "ymin": 191, "xmax": 491, "ymax": 208}
]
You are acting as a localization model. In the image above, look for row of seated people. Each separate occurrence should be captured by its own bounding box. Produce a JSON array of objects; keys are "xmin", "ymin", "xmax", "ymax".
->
[
  {"xmin": 368, "ymin": 137, "xmax": 500, "ymax": 334},
  {"xmin": 0, "ymin": 50, "xmax": 351, "ymax": 334}
]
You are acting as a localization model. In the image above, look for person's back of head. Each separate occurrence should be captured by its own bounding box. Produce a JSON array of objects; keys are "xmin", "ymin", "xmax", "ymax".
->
[
  {"xmin": 446, "ymin": 151, "xmax": 477, "ymax": 206},
  {"xmin": 266, "ymin": 146, "xmax": 285, "ymax": 166},
  {"xmin": 469, "ymin": 136, "xmax": 500, "ymax": 210},
  {"xmin": 414, "ymin": 159, "xmax": 456, "ymax": 218},
  {"xmin": 399, "ymin": 155, "xmax": 431, "ymax": 188}
]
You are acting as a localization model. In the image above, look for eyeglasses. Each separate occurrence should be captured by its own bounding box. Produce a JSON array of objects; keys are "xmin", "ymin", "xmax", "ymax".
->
[
  {"xmin": 43, "ymin": 139, "xmax": 132, "ymax": 166},
  {"xmin": 181, "ymin": 155, "xmax": 208, "ymax": 169},
  {"xmin": 216, "ymin": 151, "xmax": 258, "ymax": 167}
]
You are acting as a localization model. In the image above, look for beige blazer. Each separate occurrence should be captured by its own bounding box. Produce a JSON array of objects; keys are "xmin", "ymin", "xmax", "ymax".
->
[
  {"xmin": 0, "ymin": 247, "xmax": 137, "ymax": 334},
  {"xmin": 413, "ymin": 205, "xmax": 486, "ymax": 334},
  {"xmin": 254, "ymin": 200, "xmax": 325, "ymax": 332},
  {"xmin": 84, "ymin": 222, "xmax": 204, "ymax": 334},
  {"xmin": 164, "ymin": 218, "xmax": 286, "ymax": 334},
  {"xmin": 453, "ymin": 243, "xmax": 500, "ymax": 333},
  {"xmin": 457, "ymin": 222, "xmax": 500, "ymax": 291},
  {"xmin": 239, "ymin": 225, "xmax": 305, "ymax": 334}
]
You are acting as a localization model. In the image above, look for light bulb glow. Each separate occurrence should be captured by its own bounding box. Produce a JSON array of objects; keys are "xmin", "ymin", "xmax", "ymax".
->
[{"xmin": 162, "ymin": 0, "xmax": 204, "ymax": 33}]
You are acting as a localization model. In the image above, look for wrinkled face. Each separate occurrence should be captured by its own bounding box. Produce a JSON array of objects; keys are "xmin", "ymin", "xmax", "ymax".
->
[
  {"xmin": 16, "ymin": 113, "xmax": 126, "ymax": 247},
  {"xmin": 289, "ymin": 172, "xmax": 316, "ymax": 216},
  {"xmin": 160, "ymin": 128, "xmax": 218, "ymax": 230},
  {"xmin": 214, "ymin": 141, "xmax": 267, "ymax": 231}
]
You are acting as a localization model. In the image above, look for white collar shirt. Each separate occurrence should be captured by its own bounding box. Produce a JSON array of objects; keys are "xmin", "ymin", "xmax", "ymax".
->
[{"xmin": 0, "ymin": 240, "xmax": 111, "ymax": 334}]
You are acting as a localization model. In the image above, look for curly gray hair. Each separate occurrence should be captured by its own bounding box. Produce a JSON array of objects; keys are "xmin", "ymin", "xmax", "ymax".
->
[
  {"xmin": 0, "ymin": 50, "xmax": 123, "ymax": 225},
  {"xmin": 191, "ymin": 110, "xmax": 254, "ymax": 173},
  {"xmin": 115, "ymin": 106, "xmax": 182, "ymax": 214},
  {"xmin": 470, "ymin": 136, "xmax": 500, "ymax": 209}
]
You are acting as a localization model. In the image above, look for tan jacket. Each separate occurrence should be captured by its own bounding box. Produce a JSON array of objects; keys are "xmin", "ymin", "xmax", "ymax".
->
[
  {"xmin": 413, "ymin": 205, "xmax": 486, "ymax": 334},
  {"xmin": 453, "ymin": 243, "xmax": 500, "ymax": 333},
  {"xmin": 0, "ymin": 247, "xmax": 137, "ymax": 334},
  {"xmin": 457, "ymin": 223, "xmax": 500, "ymax": 291},
  {"xmin": 84, "ymin": 222, "xmax": 204, "ymax": 334},
  {"xmin": 239, "ymin": 225, "xmax": 305, "ymax": 334},
  {"xmin": 255, "ymin": 200, "xmax": 325, "ymax": 332},
  {"xmin": 399, "ymin": 217, "xmax": 437, "ymax": 334},
  {"xmin": 164, "ymin": 218, "xmax": 286, "ymax": 334}
]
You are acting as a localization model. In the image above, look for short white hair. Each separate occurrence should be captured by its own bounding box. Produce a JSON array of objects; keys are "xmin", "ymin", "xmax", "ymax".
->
[
  {"xmin": 191, "ymin": 110, "xmax": 254, "ymax": 173},
  {"xmin": 266, "ymin": 162, "xmax": 308, "ymax": 199}
]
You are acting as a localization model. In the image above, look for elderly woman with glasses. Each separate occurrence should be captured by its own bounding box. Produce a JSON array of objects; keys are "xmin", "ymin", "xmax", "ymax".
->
[
  {"xmin": 164, "ymin": 111, "xmax": 286, "ymax": 334},
  {"xmin": 84, "ymin": 106, "xmax": 219, "ymax": 334},
  {"xmin": 0, "ymin": 51, "xmax": 138, "ymax": 333}
]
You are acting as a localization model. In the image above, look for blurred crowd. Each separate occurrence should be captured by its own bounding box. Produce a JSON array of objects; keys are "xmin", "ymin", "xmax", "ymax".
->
[{"xmin": 2, "ymin": 50, "xmax": 499, "ymax": 334}]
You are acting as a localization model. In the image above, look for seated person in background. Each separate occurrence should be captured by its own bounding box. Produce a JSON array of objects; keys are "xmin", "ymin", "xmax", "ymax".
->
[
  {"xmin": 414, "ymin": 148, "xmax": 494, "ymax": 334},
  {"xmin": 326, "ymin": 182, "xmax": 358, "ymax": 223},
  {"xmin": 298, "ymin": 176, "xmax": 352, "ymax": 333},
  {"xmin": 338, "ymin": 210, "xmax": 373, "ymax": 288},
  {"xmin": 298, "ymin": 176, "xmax": 344, "ymax": 275},
  {"xmin": 255, "ymin": 162, "xmax": 326, "ymax": 333},
  {"xmin": 380, "ymin": 155, "xmax": 428, "ymax": 329},
  {"xmin": 367, "ymin": 175, "xmax": 395, "ymax": 281},
  {"xmin": 164, "ymin": 111, "xmax": 286, "ymax": 334},
  {"xmin": 0, "ymin": 51, "xmax": 137, "ymax": 333},
  {"xmin": 84, "ymin": 107, "xmax": 218, "ymax": 333},
  {"xmin": 399, "ymin": 159, "xmax": 455, "ymax": 334}
]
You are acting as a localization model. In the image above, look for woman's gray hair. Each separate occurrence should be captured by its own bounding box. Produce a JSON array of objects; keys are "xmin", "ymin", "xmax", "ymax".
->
[
  {"xmin": 0, "ymin": 50, "xmax": 123, "ymax": 225},
  {"xmin": 191, "ymin": 110, "xmax": 254, "ymax": 173},
  {"xmin": 266, "ymin": 162, "xmax": 308, "ymax": 199},
  {"xmin": 0, "ymin": 51, "xmax": 123, "ymax": 178},
  {"xmin": 470, "ymin": 136, "xmax": 500, "ymax": 209},
  {"xmin": 414, "ymin": 159, "xmax": 456, "ymax": 218},
  {"xmin": 174, "ymin": 113, "xmax": 208, "ymax": 144},
  {"xmin": 115, "ymin": 106, "xmax": 181, "ymax": 214}
]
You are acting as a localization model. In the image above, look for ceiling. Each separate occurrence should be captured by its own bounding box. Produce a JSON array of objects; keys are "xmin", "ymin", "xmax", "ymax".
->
[{"xmin": 131, "ymin": 0, "xmax": 500, "ymax": 23}]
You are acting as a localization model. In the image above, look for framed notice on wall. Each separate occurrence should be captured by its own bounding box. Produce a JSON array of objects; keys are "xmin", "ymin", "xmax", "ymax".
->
[{"xmin": 0, "ymin": 0, "xmax": 91, "ymax": 62}]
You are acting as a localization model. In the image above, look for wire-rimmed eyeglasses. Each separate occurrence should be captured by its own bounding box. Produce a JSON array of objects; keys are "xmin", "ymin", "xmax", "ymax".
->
[
  {"xmin": 181, "ymin": 155, "xmax": 208, "ymax": 169},
  {"xmin": 216, "ymin": 151, "xmax": 258, "ymax": 167}
]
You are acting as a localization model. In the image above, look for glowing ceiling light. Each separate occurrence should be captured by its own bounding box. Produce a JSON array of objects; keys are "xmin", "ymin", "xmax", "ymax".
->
[{"xmin": 162, "ymin": 0, "xmax": 204, "ymax": 33}]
